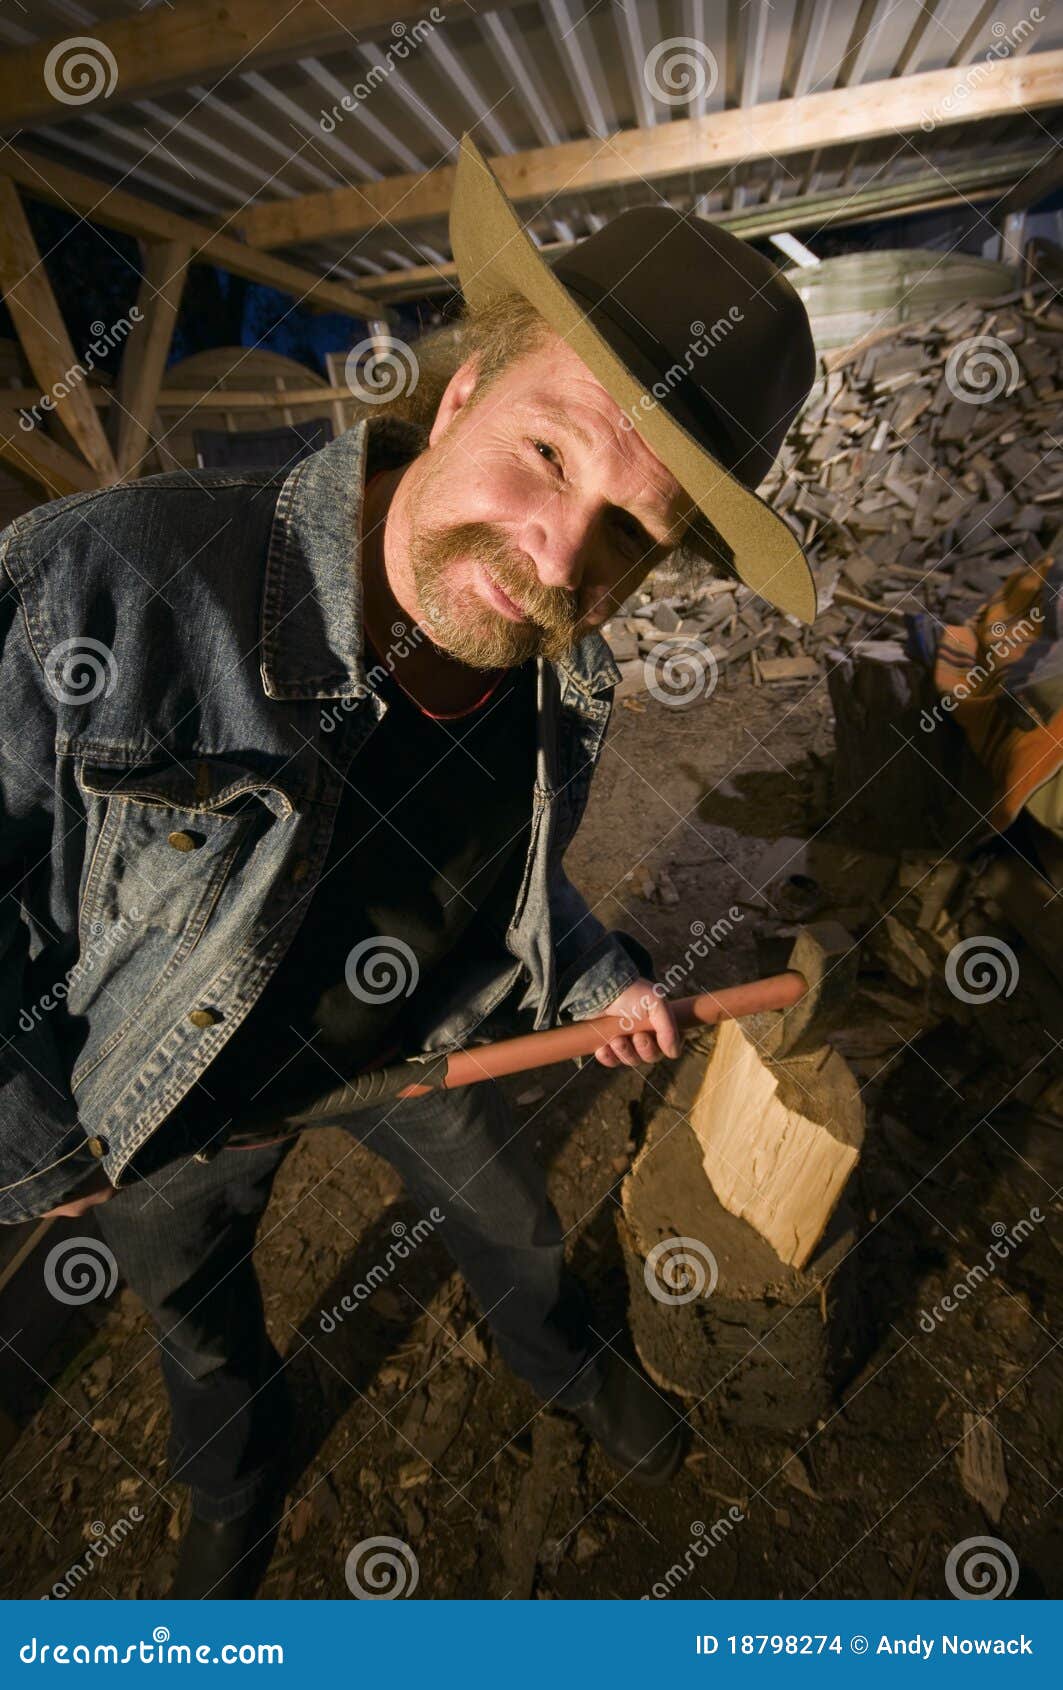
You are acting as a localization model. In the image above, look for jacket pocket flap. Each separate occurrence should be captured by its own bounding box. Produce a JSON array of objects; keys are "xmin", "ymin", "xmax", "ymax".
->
[{"xmin": 74, "ymin": 755, "xmax": 296, "ymax": 818}]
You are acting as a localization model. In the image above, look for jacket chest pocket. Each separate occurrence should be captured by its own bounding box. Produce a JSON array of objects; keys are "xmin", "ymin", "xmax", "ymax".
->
[{"xmin": 73, "ymin": 755, "xmax": 293, "ymax": 968}]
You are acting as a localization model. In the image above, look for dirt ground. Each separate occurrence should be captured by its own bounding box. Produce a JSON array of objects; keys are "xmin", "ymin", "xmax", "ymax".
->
[{"xmin": 2, "ymin": 668, "xmax": 1060, "ymax": 1601}]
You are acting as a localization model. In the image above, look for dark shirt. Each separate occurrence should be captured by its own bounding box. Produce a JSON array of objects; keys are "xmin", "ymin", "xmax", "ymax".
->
[{"xmin": 155, "ymin": 634, "xmax": 537, "ymax": 1152}]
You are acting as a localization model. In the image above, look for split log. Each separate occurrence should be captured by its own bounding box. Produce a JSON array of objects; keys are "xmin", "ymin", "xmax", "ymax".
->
[
  {"xmin": 690, "ymin": 1018, "xmax": 863, "ymax": 1270},
  {"xmin": 498, "ymin": 1416, "xmax": 581, "ymax": 1599},
  {"xmin": 957, "ymin": 1415, "xmax": 1008, "ymax": 1525}
]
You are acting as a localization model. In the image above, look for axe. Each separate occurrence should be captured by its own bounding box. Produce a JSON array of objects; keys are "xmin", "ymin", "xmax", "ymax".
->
[{"xmin": 229, "ymin": 923, "xmax": 855, "ymax": 1138}]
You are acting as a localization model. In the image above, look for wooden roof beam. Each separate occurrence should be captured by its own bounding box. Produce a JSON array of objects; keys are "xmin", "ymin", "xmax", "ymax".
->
[
  {"xmin": 236, "ymin": 47, "xmax": 1063, "ymax": 250},
  {"xmin": 353, "ymin": 147, "xmax": 1051, "ymax": 303},
  {"xmin": 0, "ymin": 147, "xmax": 390, "ymax": 322}
]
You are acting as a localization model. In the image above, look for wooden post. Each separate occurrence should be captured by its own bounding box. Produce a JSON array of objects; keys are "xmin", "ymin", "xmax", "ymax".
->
[
  {"xmin": 0, "ymin": 177, "xmax": 118, "ymax": 487},
  {"xmin": 114, "ymin": 239, "xmax": 191, "ymax": 480}
]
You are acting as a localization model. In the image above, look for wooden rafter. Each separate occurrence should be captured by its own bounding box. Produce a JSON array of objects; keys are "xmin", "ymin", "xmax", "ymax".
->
[
  {"xmin": 0, "ymin": 178, "xmax": 118, "ymax": 483},
  {"xmin": 0, "ymin": 148, "xmax": 389, "ymax": 322},
  {"xmin": 235, "ymin": 48, "xmax": 1063, "ymax": 250},
  {"xmin": 0, "ymin": 1, "xmax": 512, "ymax": 133},
  {"xmin": 0, "ymin": 405, "xmax": 98, "ymax": 499}
]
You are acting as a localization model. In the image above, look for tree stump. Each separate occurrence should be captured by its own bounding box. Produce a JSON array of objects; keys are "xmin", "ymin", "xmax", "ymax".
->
[
  {"xmin": 618, "ymin": 1034, "xmax": 866, "ymax": 1432},
  {"xmin": 827, "ymin": 645, "xmax": 989, "ymax": 855}
]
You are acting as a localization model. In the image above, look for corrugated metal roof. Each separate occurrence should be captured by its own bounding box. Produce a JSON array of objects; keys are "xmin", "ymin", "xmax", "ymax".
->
[{"xmin": 2, "ymin": 0, "xmax": 1060, "ymax": 298}]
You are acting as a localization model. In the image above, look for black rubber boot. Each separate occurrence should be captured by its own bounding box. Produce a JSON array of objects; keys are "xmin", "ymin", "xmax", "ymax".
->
[
  {"xmin": 573, "ymin": 1352, "xmax": 686, "ymax": 1486},
  {"xmin": 170, "ymin": 1500, "xmax": 280, "ymax": 1599}
]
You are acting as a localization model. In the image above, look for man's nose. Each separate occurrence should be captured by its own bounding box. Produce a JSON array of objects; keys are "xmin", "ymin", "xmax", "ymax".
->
[{"xmin": 520, "ymin": 501, "xmax": 593, "ymax": 594}]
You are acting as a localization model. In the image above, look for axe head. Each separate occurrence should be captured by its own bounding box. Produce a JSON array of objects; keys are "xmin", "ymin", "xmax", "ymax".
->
[{"xmin": 755, "ymin": 921, "xmax": 860, "ymax": 1059}]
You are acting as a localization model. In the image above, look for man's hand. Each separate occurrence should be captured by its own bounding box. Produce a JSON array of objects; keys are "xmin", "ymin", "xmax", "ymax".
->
[
  {"xmin": 40, "ymin": 1170, "xmax": 116, "ymax": 1220},
  {"xmin": 585, "ymin": 978, "xmax": 684, "ymax": 1068}
]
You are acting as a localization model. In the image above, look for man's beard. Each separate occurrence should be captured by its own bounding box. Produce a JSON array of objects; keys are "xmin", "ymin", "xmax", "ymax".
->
[{"xmin": 407, "ymin": 517, "xmax": 582, "ymax": 669}]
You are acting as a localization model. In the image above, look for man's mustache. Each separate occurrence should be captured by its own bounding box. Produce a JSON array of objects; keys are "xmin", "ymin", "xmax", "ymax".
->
[{"xmin": 420, "ymin": 520, "xmax": 581, "ymax": 639}]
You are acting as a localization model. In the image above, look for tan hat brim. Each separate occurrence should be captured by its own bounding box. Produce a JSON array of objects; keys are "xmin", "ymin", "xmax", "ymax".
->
[{"xmin": 449, "ymin": 133, "xmax": 817, "ymax": 625}]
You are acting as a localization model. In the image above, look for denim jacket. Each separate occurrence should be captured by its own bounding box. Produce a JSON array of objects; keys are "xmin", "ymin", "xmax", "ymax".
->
[{"xmin": 0, "ymin": 415, "xmax": 643, "ymax": 1223}]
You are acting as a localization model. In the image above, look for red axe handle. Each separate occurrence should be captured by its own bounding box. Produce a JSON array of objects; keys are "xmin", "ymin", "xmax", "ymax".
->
[
  {"xmin": 400, "ymin": 967, "xmax": 808, "ymax": 1096},
  {"xmin": 239, "ymin": 969, "xmax": 809, "ymax": 1136}
]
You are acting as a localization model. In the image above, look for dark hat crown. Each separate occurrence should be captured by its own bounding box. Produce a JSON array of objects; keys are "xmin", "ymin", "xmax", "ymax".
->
[{"xmin": 550, "ymin": 206, "xmax": 816, "ymax": 490}]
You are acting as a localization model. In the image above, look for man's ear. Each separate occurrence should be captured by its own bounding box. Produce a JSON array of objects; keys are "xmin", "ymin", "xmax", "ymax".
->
[{"xmin": 428, "ymin": 352, "xmax": 483, "ymax": 446}]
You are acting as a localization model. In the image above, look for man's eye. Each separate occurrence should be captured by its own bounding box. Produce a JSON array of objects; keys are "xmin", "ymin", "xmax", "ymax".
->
[
  {"xmin": 616, "ymin": 513, "xmax": 648, "ymax": 550},
  {"xmin": 530, "ymin": 438, "xmax": 561, "ymax": 467}
]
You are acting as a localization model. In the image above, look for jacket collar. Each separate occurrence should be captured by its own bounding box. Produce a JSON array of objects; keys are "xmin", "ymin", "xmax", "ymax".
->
[{"xmin": 259, "ymin": 411, "xmax": 621, "ymax": 704}]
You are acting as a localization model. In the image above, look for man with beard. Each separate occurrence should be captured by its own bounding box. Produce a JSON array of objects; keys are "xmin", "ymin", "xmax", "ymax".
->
[{"xmin": 0, "ymin": 137, "xmax": 816, "ymax": 1596}]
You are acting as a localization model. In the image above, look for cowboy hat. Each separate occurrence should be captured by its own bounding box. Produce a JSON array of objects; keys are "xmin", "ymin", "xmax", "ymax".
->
[{"xmin": 448, "ymin": 132, "xmax": 818, "ymax": 623}]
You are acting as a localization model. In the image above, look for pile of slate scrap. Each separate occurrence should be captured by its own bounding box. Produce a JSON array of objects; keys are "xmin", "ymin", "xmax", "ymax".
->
[{"xmin": 606, "ymin": 282, "xmax": 1063, "ymax": 699}]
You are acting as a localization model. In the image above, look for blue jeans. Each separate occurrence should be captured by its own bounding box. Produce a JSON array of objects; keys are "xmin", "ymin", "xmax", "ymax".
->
[{"xmin": 95, "ymin": 1080, "xmax": 607, "ymax": 1521}]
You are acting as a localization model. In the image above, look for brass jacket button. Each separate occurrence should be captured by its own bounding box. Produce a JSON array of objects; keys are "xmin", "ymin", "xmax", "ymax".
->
[
  {"xmin": 168, "ymin": 830, "xmax": 199, "ymax": 851},
  {"xmin": 291, "ymin": 858, "xmax": 311, "ymax": 882},
  {"xmin": 188, "ymin": 1008, "xmax": 222, "ymax": 1028},
  {"xmin": 86, "ymin": 1135, "xmax": 108, "ymax": 1158}
]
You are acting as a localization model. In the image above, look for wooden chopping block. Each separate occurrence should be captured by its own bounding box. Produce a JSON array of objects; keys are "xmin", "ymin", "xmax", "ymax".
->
[
  {"xmin": 618, "ymin": 1038, "xmax": 867, "ymax": 1431},
  {"xmin": 616, "ymin": 923, "xmax": 868, "ymax": 1426}
]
